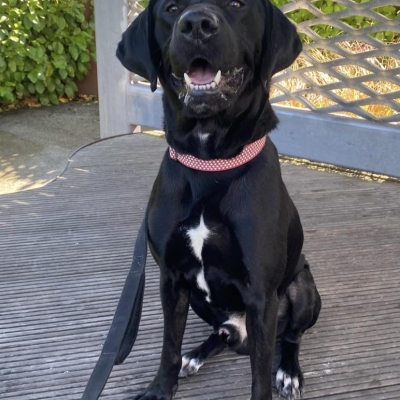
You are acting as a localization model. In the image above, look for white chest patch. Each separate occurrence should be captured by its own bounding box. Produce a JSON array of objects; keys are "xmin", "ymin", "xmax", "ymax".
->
[
  {"xmin": 186, "ymin": 214, "xmax": 211, "ymax": 261},
  {"xmin": 186, "ymin": 214, "xmax": 212, "ymax": 302},
  {"xmin": 196, "ymin": 268, "xmax": 211, "ymax": 303},
  {"xmin": 198, "ymin": 132, "xmax": 210, "ymax": 144}
]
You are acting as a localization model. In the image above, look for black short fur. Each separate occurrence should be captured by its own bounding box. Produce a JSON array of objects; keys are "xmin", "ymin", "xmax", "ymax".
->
[{"xmin": 117, "ymin": 1, "xmax": 321, "ymax": 399}]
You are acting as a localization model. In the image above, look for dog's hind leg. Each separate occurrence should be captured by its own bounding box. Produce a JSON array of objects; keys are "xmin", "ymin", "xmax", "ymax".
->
[
  {"xmin": 276, "ymin": 340, "xmax": 303, "ymax": 400},
  {"xmin": 276, "ymin": 260, "xmax": 321, "ymax": 399},
  {"xmin": 179, "ymin": 333, "xmax": 226, "ymax": 377}
]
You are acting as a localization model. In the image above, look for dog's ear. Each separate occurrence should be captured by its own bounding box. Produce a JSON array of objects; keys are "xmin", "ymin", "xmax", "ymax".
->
[
  {"xmin": 259, "ymin": 1, "xmax": 302, "ymax": 90},
  {"xmin": 116, "ymin": 7, "xmax": 158, "ymax": 92}
]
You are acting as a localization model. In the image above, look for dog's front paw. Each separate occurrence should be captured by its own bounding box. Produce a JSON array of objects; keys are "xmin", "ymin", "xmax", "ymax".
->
[
  {"xmin": 134, "ymin": 379, "xmax": 178, "ymax": 400},
  {"xmin": 275, "ymin": 368, "xmax": 303, "ymax": 399},
  {"xmin": 178, "ymin": 355, "xmax": 204, "ymax": 378}
]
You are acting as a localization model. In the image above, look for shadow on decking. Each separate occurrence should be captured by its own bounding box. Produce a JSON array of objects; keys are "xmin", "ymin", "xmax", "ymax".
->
[{"xmin": 1, "ymin": 134, "xmax": 400, "ymax": 400}]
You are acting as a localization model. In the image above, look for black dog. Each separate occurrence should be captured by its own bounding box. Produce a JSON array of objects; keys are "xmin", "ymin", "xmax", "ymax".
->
[{"xmin": 117, "ymin": 1, "xmax": 321, "ymax": 399}]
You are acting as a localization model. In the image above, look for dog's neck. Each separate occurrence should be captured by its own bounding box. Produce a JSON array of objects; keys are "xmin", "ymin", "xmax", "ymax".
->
[
  {"xmin": 169, "ymin": 135, "xmax": 267, "ymax": 172},
  {"xmin": 162, "ymin": 86, "xmax": 278, "ymax": 160}
]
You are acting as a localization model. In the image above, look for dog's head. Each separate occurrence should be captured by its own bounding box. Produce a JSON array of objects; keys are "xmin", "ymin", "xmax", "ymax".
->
[{"xmin": 117, "ymin": 0, "xmax": 301, "ymax": 119}]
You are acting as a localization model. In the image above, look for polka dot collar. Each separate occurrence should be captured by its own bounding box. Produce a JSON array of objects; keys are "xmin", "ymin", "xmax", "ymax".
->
[{"xmin": 169, "ymin": 135, "xmax": 267, "ymax": 172}]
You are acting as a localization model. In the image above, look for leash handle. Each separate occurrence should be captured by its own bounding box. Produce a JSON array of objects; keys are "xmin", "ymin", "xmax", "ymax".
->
[{"xmin": 81, "ymin": 214, "xmax": 148, "ymax": 400}]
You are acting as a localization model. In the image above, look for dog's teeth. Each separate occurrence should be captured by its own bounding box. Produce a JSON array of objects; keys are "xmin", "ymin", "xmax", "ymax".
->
[
  {"xmin": 206, "ymin": 84, "xmax": 211, "ymax": 90},
  {"xmin": 214, "ymin": 70, "xmax": 222, "ymax": 85},
  {"xmin": 195, "ymin": 85, "xmax": 199, "ymax": 90},
  {"xmin": 211, "ymin": 82, "xmax": 217, "ymax": 89},
  {"xmin": 190, "ymin": 83, "xmax": 194, "ymax": 90},
  {"xmin": 184, "ymin": 73, "xmax": 191, "ymax": 86}
]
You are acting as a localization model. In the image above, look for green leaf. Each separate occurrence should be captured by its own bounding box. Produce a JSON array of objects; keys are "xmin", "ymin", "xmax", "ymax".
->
[
  {"xmin": 76, "ymin": 71, "xmax": 84, "ymax": 80},
  {"xmin": 57, "ymin": 16, "xmax": 67, "ymax": 30},
  {"xmin": 26, "ymin": 46, "xmax": 39, "ymax": 61},
  {"xmin": 28, "ymin": 69, "xmax": 39, "ymax": 83},
  {"xmin": 28, "ymin": 83, "xmax": 36, "ymax": 94},
  {"xmin": 69, "ymin": 81, "xmax": 78, "ymax": 92},
  {"xmin": 59, "ymin": 68, "xmax": 68, "ymax": 80},
  {"xmin": 77, "ymin": 62, "xmax": 87, "ymax": 74},
  {"xmin": 27, "ymin": 67, "xmax": 45, "ymax": 83},
  {"xmin": 80, "ymin": 52, "xmax": 90, "ymax": 63},
  {"xmin": 385, "ymin": 31, "xmax": 394, "ymax": 41},
  {"xmin": 49, "ymin": 92, "xmax": 59, "ymax": 104},
  {"xmin": 0, "ymin": 56, "xmax": 6, "ymax": 72},
  {"xmin": 8, "ymin": 60, "xmax": 16, "ymax": 72},
  {"xmin": 56, "ymin": 83, "xmax": 64, "ymax": 95},
  {"xmin": 64, "ymin": 83, "xmax": 75, "ymax": 98},
  {"xmin": 23, "ymin": 15, "xmax": 32, "ymax": 30},
  {"xmin": 36, "ymin": 46, "xmax": 45, "ymax": 59},
  {"xmin": 52, "ymin": 54, "xmax": 67, "ymax": 69},
  {"xmin": 37, "ymin": 36, "xmax": 46, "ymax": 44},
  {"xmin": 39, "ymin": 94, "xmax": 50, "ymax": 105},
  {"xmin": 47, "ymin": 81, "xmax": 56, "ymax": 92},
  {"xmin": 68, "ymin": 46, "xmax": 79, "ymax": 61},
  {"xmin": 16, "ymin": 83, "xmax": 24, "ymax": 93},
  {"xmin": 76, "ymin": 13, "xmax": 85, "ymax": 23},
  {"xmin": 53, "ymin": 42, "xmax": 64, "ymax": 55},
  {"xmin": 355, "ymin": 16, "xmax": 364, "ymax": 24},
  {"xmin": 35, "ymin": 81, "xmax": 45, "ymax": 94},
  {"xmin": 66, "ymin": 65, "xmax": 75, "ymax": 77},
  {"xmin": 333, "ymin": 4, "xmax": 342, "ymax": 13},
  {"xmin": 1, "ymin": 88, "xmax": 15, "ymax": 102},
  {"xmin": 13, "ymin": 71, "xmax": 23, "ymax": 81},
  {"xmin": 46, "ymin": 63, "xmax": 54, "ymax": 78}
]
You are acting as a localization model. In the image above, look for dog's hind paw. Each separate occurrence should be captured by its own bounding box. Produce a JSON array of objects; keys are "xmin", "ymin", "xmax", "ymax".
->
[
  {"xmin": 275, "ymin": 368, "xmax": 302, "ymax": 399},
  {"xmin": 178, "ymin": 355, "xmax": 204, "ymax": 378}
]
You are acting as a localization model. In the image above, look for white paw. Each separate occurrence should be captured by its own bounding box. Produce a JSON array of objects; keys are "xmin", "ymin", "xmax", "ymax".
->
[
  {"xmin": 178, "ymin": 356, "xmax": 204, "ymax": 378},
  {"xmin": 276, "ymin": 368, "xmax": 301, "ymax": 399}
]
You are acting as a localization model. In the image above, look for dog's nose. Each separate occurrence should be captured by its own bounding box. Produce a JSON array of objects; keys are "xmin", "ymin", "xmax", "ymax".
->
[{"xmin": 178, "ymin": 9, "xmax": 219, "ymax": 42}]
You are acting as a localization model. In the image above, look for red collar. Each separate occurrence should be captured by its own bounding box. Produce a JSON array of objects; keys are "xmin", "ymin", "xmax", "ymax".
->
[{"xmin": 169, "ymin": 136, "xmax": 267, "ymax": 172}]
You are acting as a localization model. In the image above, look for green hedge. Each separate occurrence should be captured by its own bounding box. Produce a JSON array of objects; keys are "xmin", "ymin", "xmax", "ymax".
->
[{"xmin": 0, "ymin": 0, "xmax": 95, "ymax": 105}]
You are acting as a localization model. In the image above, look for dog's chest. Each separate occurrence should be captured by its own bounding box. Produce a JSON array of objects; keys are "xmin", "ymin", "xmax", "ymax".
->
[{"xmin": 165, "ymin": 211, "xmax": 248, "ymax": 310}]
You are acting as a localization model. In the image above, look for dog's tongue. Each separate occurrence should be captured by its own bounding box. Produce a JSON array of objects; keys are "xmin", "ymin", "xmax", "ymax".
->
[{"xmin": 188, "ymin": 63, "xmax": 217, "ymax": 84}]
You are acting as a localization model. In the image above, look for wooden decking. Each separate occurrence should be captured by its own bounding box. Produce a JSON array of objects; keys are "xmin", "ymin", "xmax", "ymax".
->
[{"xmin": 1, "ymin": 134, "xmax": 400, "ymax": 400}]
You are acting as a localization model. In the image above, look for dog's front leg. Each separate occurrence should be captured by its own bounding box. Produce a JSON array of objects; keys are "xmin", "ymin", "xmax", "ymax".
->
[
  {"xmin": 246, "ymin": 290, "xmax": 279, "ymax": 400},
  {"xmin": 135, "ymin": 274, "xmax": 190, "ymax": 400}
]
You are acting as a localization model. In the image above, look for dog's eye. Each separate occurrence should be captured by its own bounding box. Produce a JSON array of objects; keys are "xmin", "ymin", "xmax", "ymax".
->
[
  {"xmin": 229, "ymin": 0, "xmax": 243, "ymax": 8},
  {"xmin": 166, "ymin": 4, "xmax": 178, "ymax": 13}
]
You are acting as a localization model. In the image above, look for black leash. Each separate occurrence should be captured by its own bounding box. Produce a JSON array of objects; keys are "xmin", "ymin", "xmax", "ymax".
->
[{"xmin": 81, "ymin": 213, "xmax": 148, "ymax": 400}]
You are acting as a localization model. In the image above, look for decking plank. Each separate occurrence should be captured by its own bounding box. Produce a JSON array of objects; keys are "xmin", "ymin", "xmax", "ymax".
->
[{"xmin": 1, "ymin": 134, "xmax": 399, "ymax": 399}]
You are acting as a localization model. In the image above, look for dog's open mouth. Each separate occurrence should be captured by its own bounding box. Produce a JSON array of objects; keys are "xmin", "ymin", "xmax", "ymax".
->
[
  {"xmin": 184, "ymin": 59, "xmax": 221, "ymax": 92},
  {"xmin": 173, "ymin": 58, "xmax": 244, "ymax": 98}
]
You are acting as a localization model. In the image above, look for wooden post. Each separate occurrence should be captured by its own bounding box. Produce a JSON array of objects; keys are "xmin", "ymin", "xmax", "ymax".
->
[{"xmin": 94, "ymin": 0, "xmax": 131, "ymax": 138}]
